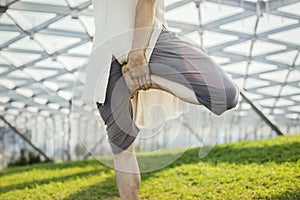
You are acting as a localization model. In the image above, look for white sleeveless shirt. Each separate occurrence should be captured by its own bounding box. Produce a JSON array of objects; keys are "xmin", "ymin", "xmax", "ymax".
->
[{"xmin": 81, "ymin": 0, "xmax": 188, "ymax": 127}]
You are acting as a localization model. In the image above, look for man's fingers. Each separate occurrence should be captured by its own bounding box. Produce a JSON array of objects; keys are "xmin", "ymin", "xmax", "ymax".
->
[
  {"xmin": 133, "ymin": 78, "xmax": 139, "ymax": 89},
  {"xmin": 138, "ymin": 78, "xmax": 146, "ymax": 90},
  {"xmin": 123, "ymin": 62, "xmax": 152, "ymax": 91},
  {"xmin": 139, "ymin": 77, "xmax": 147, "ymax": 90},
  {"xmin": 123, "ymin": 71, "xmax": 140, "ymax": 94},
  {"xmin": 145, "ymin": 74, "xmax": 151, "ymax": 89},
  {"xmin": 121, "ymin": 64, "xmax": 128, "ymax": 75}
]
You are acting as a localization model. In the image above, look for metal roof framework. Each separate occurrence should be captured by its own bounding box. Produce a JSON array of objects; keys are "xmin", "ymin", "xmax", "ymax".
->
[{"xmin": 0, "ymin": 0, "xmax": 299, "ymax": 132}]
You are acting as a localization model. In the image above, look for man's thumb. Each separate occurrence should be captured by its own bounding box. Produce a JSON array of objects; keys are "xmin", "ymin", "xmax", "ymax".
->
[{"xmin": 121, "ymin": 64, "xmax": 128, "ymax": 75}]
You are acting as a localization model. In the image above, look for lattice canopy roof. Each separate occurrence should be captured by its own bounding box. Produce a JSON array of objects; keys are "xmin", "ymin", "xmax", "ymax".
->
[{"xmin": 0, "ymin": 0, "xmax": 299, "ymax": 126}]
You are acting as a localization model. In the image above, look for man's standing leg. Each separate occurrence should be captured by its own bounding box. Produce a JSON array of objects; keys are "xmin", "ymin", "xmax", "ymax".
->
[
  {"xmin": 97, "ymin": 57, "xmax": 141, "ymax": 200},
  {"xmin": 114, "ymin": 144, "xmax": 140, "ymax": 199}
]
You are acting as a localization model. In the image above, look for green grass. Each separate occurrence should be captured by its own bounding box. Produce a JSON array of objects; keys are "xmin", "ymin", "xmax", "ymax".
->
[{"xmin": 1, "ymin": 135, "xmax": 300, "ymax": 200}]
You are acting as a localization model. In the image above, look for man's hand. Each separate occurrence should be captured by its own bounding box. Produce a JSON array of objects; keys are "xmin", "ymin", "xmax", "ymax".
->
[
  {"xmin": 122, "ymin": 0, "xmax": 156, "ymax": 94},
  {"xmin": 122, "ymin": 50, "xmax": 152, "ymax": 93}
]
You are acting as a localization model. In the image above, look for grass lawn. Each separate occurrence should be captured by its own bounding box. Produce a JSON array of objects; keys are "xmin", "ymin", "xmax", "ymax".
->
[{"xmin": 0, "ymin": 134, "xmax": 299, "ymax": 200}]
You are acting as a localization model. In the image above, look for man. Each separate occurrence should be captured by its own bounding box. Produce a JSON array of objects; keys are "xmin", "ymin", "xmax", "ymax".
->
[{"xmin": 82, "ymin": 0, "xmax": 239, "ymax": 199}]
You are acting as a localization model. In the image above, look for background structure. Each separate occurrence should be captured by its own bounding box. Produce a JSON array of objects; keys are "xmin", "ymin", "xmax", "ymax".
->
[{"xmin": 0, "ymin": 0, "xmax": 299, "ymax": 168}]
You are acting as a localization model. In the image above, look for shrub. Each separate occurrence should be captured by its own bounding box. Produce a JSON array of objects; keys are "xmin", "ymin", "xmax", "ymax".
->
[{"xmin": 8, "ymin": 148, "xmax": 43, "ymax": 167}]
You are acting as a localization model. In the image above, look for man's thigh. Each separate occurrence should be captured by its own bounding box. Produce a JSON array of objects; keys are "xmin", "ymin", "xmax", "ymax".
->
[
  {"xmin": 148, "ymin": 28, "xmax": 239, "ymax": 115},
  {"xmin": 97, "ymin": 56, "xmax": 139, "ymax": 154}
]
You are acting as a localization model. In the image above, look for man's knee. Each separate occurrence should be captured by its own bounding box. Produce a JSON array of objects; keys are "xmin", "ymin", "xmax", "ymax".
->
[
  {"xmin": 113, "ymin": 144, "xmax": 140, "ymax": 174},
  {"xmin": 96, "ymin": 102, "xmax": 139, "ymax": 155},
  {"xmin": 213, "ymin": 83, "xmax": 239, "ymax": 115},
  {"xmin": 226, "ymin": 83, "xmax": 239, "ymax": 110},
  {"xmin": 110, "ymin": 133, "xmax": 138, "ymax": 155}
]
